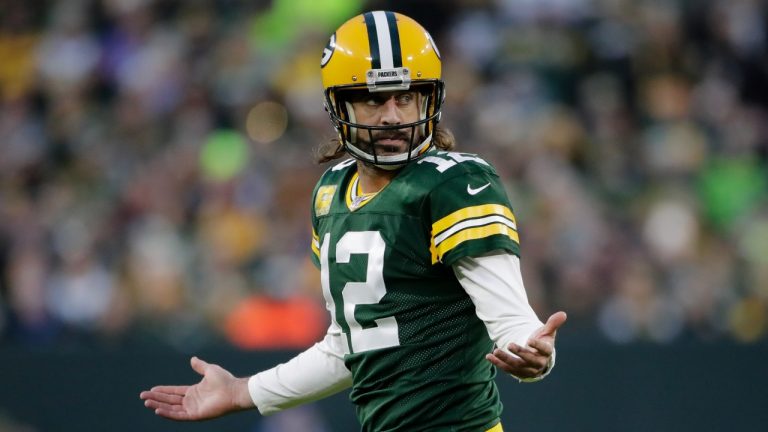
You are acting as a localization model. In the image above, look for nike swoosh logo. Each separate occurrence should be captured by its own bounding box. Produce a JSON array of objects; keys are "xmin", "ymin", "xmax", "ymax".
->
[{"xmin": 466, "ymin": 182, "xmax": 491, "ymax": 195}]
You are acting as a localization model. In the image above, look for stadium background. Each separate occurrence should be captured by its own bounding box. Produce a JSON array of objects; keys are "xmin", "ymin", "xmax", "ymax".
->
[{"xmin": 0, "ymin": 0, "xmax": 766, "ymax": 430}]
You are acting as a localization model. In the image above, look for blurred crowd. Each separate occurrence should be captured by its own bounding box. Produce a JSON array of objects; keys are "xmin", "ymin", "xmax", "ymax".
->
[{"xmin": 0, "ymin": 0, "xmax": 766, "ymax": 350}]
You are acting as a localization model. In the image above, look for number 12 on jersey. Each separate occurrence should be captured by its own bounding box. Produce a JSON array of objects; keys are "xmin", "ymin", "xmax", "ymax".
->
[{"xmin": 319, "ymin": 231, "xmax": 401, "ymax": 354}]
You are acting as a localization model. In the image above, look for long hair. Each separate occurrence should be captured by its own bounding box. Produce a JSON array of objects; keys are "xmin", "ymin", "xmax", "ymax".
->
[{"xmin": 313, "ymin": 127, "xmax": 456, "ymax": 164}]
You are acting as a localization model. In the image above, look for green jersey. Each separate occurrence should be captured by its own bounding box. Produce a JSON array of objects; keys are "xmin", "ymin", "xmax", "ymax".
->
[{"xmin": 310, "ymin": 150, "xmax": 521, "ymax": 431}]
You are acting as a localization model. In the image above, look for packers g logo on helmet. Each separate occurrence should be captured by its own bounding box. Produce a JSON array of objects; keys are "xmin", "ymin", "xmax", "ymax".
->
[
  {"xmin": 321, "ymin": 33, "xmax": 335, "ymax": 68},
  {"xmin": 321, "ymin": 11, "xmax": 445, "ymax": 168}
]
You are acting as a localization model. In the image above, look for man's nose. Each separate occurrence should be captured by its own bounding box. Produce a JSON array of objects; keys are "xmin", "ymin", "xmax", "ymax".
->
[{"xmin": 380, "ymin": 97, "xmax": 402, "ymax": 125}]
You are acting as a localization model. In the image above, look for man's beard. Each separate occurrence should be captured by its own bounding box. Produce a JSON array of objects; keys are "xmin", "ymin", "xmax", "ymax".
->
[{"xmin": 355, "ymin": 129, "xmax": 416, "ymax": 156}]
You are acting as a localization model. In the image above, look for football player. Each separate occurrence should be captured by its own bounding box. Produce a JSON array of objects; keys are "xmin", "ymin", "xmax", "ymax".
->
[{"xmin": 141, "ymin": 11, "xmax": 566, "ymax": 431}]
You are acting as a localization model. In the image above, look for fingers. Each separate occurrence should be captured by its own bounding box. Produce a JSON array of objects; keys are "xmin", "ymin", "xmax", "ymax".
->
[
  {"xmin": 155, "ymin": 408, "xmax": 194, "ymax": 421},
  {"xmin": 147, "ymin": 400, "xmax": 194, "ymax": 421},
  {"xmin": 138, "ymin": 358, "xmax": 208, "ymax": 421},
  {"xmin": 190, "ymin": 356, "xmax": 208, "ymax": 376},
  {"xmin": 540, "ymin": 311, "xmax": 567, "ymax": 337},
  {"xmin": 486, "ymin": 342, "xmax": 551, "ymax": 377},
  {"xmin": 142, "ymin": 392, "xmax": 196, "ymax": 421},
  {"xmin": 143, "ymin": 398, "xmax": 180, "ymax": 412},
  {"xmin": 139, "ymin": 386, "xmax": 189, "ymax": 419},
  {"xmin": 507, "ymin": 343, "xmax": 549, "ymax": 369},
  {"xmin": 143, "ymin": 385, "xmax": 189, "ymax": 396},
  {"xmin": 485, "ymin": 351, "xmax": 523, "ymax": 374},
  {"xmin": 489, "ymin": 347, "xmax": 524, "ymax": 366},
  {"xmin": 485, "ymin": 351, "xmax": 540, "ymax": 378},
  {"xmin": 527, "ymin": 338, "xmax": 553, "ymax": 357},
  {"xmin": 140, "ymin": 390, "xmax": 184, "ymax": 405}
]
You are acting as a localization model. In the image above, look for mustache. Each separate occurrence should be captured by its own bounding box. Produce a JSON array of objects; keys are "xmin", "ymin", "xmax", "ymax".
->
[{"xmin": 366, "ymin": 131, "xmax": 412, "ymax": 142}]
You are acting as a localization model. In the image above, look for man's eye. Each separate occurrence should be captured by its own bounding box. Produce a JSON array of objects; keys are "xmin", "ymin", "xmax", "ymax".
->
[{"xmin": 396, "ymin": 94, "xmax": 413, "ymax": 104}]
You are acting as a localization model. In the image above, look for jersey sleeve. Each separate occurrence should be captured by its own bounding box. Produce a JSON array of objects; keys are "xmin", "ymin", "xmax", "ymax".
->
[
  {"xmin": 428, "ymin": 167, "xmax": 520, "ymax": 266},
  {"xmin": 308, "ymin": 163, "xmax": 347, "ymax": 269}
]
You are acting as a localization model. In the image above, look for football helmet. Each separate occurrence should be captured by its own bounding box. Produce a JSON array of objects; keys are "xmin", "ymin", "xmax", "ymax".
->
[{"xmin": 321, "ymin": 11, "xmax": 445, "ymax": 168}]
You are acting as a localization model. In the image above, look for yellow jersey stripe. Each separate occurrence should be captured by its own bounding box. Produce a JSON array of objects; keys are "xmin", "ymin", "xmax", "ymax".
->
[
  {"xmin": 311, "ymin": 228, "xmax": 320, "ymax": 258},
  {"xmin": 432, "ymin": 204, "xmax": 516, "ymax": 237},
  {"xmin": 345, "ymin": 172, "xmax": 359, "ymax": 208},
  {"xmin": 432, "ymin": 222, "xmax": 519, "ymax": 263},
  {"xmin": 434, "ymin": 215, "xmax": 516, "ymax": 246},
  {"xmin": 486, "ymin": 423, "xmax": 504, "ymax": 432},
  {"xmin": 345, "ymin": 171, "xmax": 378, "ymax": 211},
  {"xmin": 311, "ymin": 238, "xmax": 320, "ymax": 258}
]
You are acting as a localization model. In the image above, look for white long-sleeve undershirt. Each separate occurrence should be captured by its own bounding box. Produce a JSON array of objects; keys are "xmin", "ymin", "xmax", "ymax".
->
[
  {"xmin": 247, "ymin": 331, "xmax": 353, "ymax": 415},
  {"xmin": 452, "ymin": 251, "xmax": 554, "ymax": 382},
  {"xmin": 248, "ymin": 252, "xmax": 551, "ymax": 414}
]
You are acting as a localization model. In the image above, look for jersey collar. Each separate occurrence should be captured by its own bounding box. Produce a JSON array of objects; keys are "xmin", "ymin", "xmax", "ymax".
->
[{"xmin": 345, "ymin": 171, "xmax": 379, "ymax": 211}]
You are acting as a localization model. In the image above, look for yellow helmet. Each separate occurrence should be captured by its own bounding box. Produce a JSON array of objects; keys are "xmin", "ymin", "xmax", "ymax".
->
[{"xmin": 321, "ymin": 11, "xmax": 445, "ymax": 167}]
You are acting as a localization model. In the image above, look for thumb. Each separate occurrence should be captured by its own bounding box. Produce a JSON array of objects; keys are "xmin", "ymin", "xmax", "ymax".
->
[
  {"xmin": 190, "ymin": 356, "xmax": 209, "ymax": 376},
  {"xmin": 540, "ymin": 311, "xmax": 567, "ymax": 337}
]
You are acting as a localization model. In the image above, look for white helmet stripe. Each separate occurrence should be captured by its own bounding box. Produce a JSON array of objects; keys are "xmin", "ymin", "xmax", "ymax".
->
[{"xmin": 372, "ymin": 11, "xmax": 394, "ymax": 69}]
